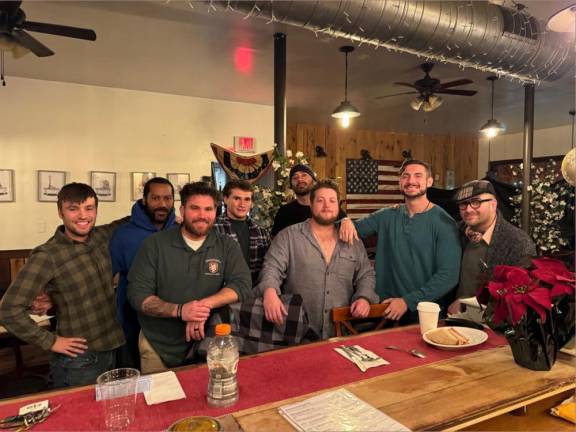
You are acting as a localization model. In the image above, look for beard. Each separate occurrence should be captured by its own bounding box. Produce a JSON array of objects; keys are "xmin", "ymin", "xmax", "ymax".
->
[
  {"xmin": 401, "ymin": 185, "xmax": 427, "ymax": 199},
  {"xmin": 312, "ymin": 212, "xmax": 338, "ymax": 226},
  {"xmin": 146, "ymin": 206, "xmax": 171, "ymax": 224},
  {"xmin": 293, "ymin": 182, "xmax": 313, "ymax": 197},
  {"xmin": 183, "ymin": 218, "xmax": 213, "ymax": 238}
]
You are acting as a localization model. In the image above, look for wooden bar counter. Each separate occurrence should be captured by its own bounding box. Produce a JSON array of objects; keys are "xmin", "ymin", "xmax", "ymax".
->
[
  {"xmin": 226, "ymin": 341, "xmax": 574, "ymax": 431},
  {"xmin": 0, "ymin": 326, "xmax": 573, "ymax": 431}
]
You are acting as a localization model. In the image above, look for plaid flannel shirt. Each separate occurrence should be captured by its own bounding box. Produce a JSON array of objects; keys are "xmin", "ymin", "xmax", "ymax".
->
[
  {"xmin": 213, "ymin": 214, "xmax": 270, "ymax": 282},
  {"xmin": 190, "ymin": 294, "xmax": 319, "ymax": 358},
  {"xmin": 0, "ymin": 218, "xmax": 128, "ymax": 352}
]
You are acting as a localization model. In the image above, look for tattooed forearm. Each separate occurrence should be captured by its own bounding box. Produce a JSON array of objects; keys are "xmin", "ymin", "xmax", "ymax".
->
[{"xmin": 141, "ymin": 296, "xmax": 177, "ymax": 318}]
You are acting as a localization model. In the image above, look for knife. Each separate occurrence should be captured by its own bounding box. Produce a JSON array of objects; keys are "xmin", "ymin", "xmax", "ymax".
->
[{"xmin": 337, "ymin": 346, "xmax": 367, "ymax": 372}]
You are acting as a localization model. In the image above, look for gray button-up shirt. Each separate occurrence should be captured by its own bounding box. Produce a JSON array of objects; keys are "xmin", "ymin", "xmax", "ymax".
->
[{"xmin": 256, "ymin": 220, "xmax": 379, "ymax": 339}]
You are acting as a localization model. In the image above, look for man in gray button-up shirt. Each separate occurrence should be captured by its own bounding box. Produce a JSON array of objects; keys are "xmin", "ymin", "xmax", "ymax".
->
[{"xmin": 256, "ymin": 180, "xmax": 379, "ymax": 339}]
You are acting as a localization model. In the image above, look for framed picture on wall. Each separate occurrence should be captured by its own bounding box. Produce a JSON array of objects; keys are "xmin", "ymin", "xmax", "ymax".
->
[
  {"xmin": 167, "ymin": 173, "xmax": 190, "ymax": 201},
  {"xmin": 0, "ymin": 169, "xmax": 15, "ymax": 202},
  {"xmin": 131, "ymin": 172, "xmax": 156, "ymax": 201},
  {"xmin": 38, "ymin": 170, "xmax": 66, "ymax": 202},
  {"xmin": 91, "ymin": 171, "xmax": 116, "ymax": 202}
]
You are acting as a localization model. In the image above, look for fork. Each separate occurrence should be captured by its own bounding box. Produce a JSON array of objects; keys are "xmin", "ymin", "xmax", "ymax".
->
[
  {"xmin": 340, "ymin": 345, "xmax": 379, "ymax": 362},
  {"xmin": 385, "ymin": 345, "xmax": 427, "ymax": 358}
]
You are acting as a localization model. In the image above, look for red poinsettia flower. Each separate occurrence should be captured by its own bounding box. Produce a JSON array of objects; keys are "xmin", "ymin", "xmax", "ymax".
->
[
  {"xmin": 487, "ymin": 265, "xmax": 552, "ymax": 325},
  {"xmin": 530, "ymin": 257, "xmax": 576, "ymax": 300}
]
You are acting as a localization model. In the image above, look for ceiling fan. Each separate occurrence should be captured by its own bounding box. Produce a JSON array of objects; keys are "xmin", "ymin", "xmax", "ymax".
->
[
  {"xmin": 0, "ymin": 0, "xmax": 96, "ymax": 58},
  {"xmin": 376, "ymin": 62, "xmax": 477, "ymax": 112}
]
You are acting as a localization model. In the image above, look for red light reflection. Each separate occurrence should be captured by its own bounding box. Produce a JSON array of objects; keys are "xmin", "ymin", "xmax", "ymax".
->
[{"xmin": 234, "ymin": 47, "xmax": 253, "ymax": 75}]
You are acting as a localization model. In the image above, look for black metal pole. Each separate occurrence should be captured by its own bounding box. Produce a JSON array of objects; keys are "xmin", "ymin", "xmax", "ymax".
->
[
  {"xmin": 274, "ymin": 32, "xmax": 286, "ymax": 156},
  {"xmin": 522, "ymin": 83, "xmax": 535, "ymax": 234}
]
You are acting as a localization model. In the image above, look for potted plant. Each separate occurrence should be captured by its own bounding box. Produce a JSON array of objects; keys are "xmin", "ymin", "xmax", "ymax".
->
[{"xmin": 478, "ymin": 257, "xmax": 575, "ymax": 370}]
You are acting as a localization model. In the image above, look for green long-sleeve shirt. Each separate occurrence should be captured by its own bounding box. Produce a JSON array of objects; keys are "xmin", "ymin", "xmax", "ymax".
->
[
  {"xmin": 127, "ymin": 227, "xmax": 252, "ymax": 367},
  {"xmin": 354, "ymin": 205, "xmax": 461, "ymax": 312}
]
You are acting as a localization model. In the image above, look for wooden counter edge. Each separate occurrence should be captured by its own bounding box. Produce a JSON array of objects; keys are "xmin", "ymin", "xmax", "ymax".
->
[{"xmin": 440, "ymin": 382, "xmax": 576, "ymax": 432}]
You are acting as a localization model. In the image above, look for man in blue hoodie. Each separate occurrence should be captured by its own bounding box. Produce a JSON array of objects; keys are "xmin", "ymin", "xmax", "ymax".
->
[{"xmin": 110, "ymin": 177, "xmax": 177, "ymax": 368}]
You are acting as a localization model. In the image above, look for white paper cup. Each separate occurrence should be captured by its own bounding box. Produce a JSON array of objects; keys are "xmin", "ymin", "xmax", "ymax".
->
[
  {"xmin": 97, "ymin": 368, "xmax": 139, "ymax": 431},
  {"xmin": 417, "ymin": 302, "xmax": 440, "ymax": 335}
]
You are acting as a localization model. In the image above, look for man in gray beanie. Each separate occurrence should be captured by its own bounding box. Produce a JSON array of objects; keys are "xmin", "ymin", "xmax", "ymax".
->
[{"xmin": 271, "ymin": 164, "xmax": 346, "ymax": 236}]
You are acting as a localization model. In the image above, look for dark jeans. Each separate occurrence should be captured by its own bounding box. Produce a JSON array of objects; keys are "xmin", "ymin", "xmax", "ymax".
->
[{"xmin": 50, "ymin": 349, "xmax": 115, "ymax": 389}]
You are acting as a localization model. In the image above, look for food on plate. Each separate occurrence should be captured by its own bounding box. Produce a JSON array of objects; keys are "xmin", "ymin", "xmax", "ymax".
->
[
  {"xmin": 426, "ymin": 327, "xmax": 470, "ymax": 345},
  {"xmin": 168, "ymin": 416, "xmax": 220, "ymax": 431}
]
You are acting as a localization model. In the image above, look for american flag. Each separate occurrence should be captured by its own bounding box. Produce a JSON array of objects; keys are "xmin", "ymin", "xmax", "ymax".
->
[{"xmin": 345, "ymin": 159, "xmax": 404, "ymax": 220}]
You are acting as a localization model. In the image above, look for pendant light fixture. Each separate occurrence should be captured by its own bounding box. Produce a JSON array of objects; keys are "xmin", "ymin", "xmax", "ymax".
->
[
  {"xmin": 331, "ymin": 46, "xmax": 360, "ymax": 128},
  {"xmin": 479, "ymin": 76, "xmax": 506, "ymax": 138}
]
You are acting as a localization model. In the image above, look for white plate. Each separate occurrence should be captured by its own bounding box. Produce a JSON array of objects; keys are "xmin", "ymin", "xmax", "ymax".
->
[{"xmin": 423, "ymin": 326, "xmax": 488, "ymax": 350}]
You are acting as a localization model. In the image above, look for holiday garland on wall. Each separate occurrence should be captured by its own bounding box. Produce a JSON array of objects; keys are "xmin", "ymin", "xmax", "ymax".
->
[{"xmin": 509, "ymin": 159, "xmax": 575, "ymax": 254}]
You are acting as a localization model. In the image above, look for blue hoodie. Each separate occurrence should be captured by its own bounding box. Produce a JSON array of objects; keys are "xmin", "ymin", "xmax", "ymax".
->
[{"xmin": 110, "ymin": 200, "xmax": 176, "ymax": 340}]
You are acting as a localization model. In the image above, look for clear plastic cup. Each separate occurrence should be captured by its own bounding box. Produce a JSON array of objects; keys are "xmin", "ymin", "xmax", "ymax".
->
[{"xmin": 97, "ymin": 368, "xmax": 140, "ymax": 431}]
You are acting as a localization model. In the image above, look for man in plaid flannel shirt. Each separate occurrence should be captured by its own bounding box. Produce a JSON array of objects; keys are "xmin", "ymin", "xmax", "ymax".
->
[
  {"xmin": 0, "ymin": 183, "xmax": 127, "ymax": 388},
  {"xmin": 213, "ymin": 179, "xmax": 270, "ymax": 284}
]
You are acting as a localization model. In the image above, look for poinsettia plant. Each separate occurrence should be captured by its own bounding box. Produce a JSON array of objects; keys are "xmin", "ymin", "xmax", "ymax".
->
[{"xmin": 480, "ymin": 257, "xmax": 575, "ymax": 327}]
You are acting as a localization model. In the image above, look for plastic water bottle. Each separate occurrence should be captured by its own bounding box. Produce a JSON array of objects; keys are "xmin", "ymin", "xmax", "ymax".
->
[{"xmin": 207, "ymin": 323, "xmax": 239, "ymax": 407}]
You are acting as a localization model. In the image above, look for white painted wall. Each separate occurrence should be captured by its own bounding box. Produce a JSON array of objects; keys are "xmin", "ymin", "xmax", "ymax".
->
[
  {"xmin": 0, "ymin": 77, "xmax": 273, "ymax": 249},
  {"xmin": 478, "ymin": 124, "xmax": 573, "ymax": 178}
]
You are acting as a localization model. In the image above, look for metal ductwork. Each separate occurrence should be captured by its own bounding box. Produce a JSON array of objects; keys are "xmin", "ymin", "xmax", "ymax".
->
[{"xmin": 213, "ymin": 1, "xmax": 574, "ymax": 82}]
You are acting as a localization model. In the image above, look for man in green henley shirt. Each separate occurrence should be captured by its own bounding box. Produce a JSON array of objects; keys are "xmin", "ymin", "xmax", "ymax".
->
[
  {"xmin": 341, "ymin": 160, "xmax": 461, "ymax": 324},
  {"xmin": 127, "ymin": 182, "xmax": 252, "ymax": 373}
]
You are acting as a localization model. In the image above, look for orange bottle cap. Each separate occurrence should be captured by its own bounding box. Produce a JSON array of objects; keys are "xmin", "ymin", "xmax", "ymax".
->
[{"xmin": 215, "ymin": 323, "xmax": 231, "ymax": 336}]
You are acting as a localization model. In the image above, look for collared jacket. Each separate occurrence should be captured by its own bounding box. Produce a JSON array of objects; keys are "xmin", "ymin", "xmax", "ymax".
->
[
  {"xmin": 256, "ymin": 220, "xmax": 379, "ymax": 340},
  {"xmin": 459, "ymin": 210, "xmax": 537, "ymax": 276},
  {"xmin": 213, "ymin": 214, "xmax": 270, "ymax": 283},
  {"xmin": 0, "ymin": 220, "xmax": 127, "ymax": 352}
]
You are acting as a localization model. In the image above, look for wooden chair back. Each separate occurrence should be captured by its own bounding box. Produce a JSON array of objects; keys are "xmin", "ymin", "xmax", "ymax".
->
[
  {"xmin": 332, "ymin": 303, "xmax": 389, "ymax": 337},
  {"xmin": 0, "ymin": 250, "xmax": 31, "ymax": 294},
  {"xmin": 10, "ymin": 258, "xmax": 27, "ymax": 282}
]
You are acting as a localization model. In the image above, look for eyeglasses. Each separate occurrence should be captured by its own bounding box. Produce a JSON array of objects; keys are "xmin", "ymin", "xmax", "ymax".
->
[{"xmin": 458, "ymin": 198, "xmax": 493, "ymax": 210}]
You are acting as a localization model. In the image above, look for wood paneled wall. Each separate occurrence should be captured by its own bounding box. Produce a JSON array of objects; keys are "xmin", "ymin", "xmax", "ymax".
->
[{"xmin": 286, "ymin": 124, "xmax": 478, "ymax": 192}]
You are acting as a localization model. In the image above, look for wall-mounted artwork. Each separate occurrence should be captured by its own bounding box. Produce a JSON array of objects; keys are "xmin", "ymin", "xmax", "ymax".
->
[
  {"xmin": 38, "ymin": 170, "xmax": 66, "ymax": 202},
  {"xmin": 91, "ymin": 171, "xmax": 116, "ymax": 202},
  {"xmin": 131, "ymin": 172, "xmax": 156, "ymax": 201},
  {"xmin": 167, "ymin": 173, "xmax": 190, "ymax": 201},
  {"xmin": 0, "ymin": 169, "xmax": 15, "ymax": 202}
]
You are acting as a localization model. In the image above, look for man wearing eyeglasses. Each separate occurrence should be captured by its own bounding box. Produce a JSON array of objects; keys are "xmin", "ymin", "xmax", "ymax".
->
[{"xmin": 447, "ymin": 180, "xmax": 536, "ymax": 315}]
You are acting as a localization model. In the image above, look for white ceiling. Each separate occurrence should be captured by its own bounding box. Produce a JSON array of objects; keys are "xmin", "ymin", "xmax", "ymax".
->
[{"xmin": 4, "ymin": 0, "xmax": 575, "ymax": 135}]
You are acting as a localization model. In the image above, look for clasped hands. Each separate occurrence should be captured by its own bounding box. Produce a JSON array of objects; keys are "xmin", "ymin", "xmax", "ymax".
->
[{"xmin": 181, "ymin": 299, "xmax": 212, "ymax": 342}]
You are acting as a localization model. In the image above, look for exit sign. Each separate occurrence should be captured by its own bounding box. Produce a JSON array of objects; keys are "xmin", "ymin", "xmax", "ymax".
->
[{"xmin": 234, "ymin": 136, "xmax": 255, "ymax": 153}]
